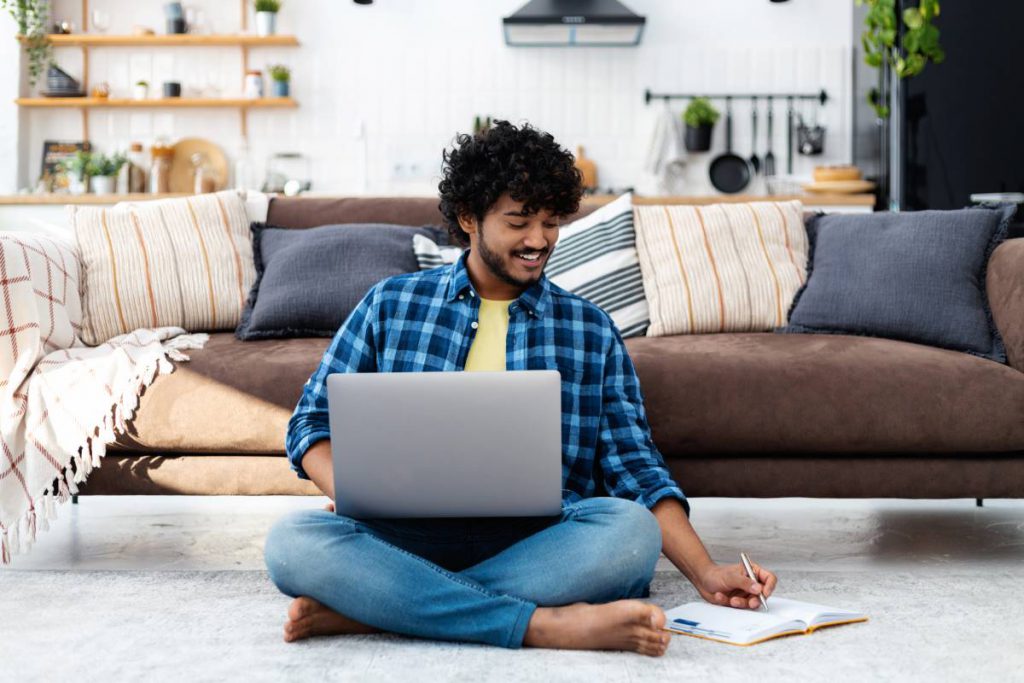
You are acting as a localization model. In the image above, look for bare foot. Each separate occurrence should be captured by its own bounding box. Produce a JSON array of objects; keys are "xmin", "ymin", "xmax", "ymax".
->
[
  {"xmin": 283, "ymin": 596, "xmax": 380, "ymax": 642},
  {"xmin": 523, "ymin": 600, "xmax": 670, "ymax": 656}
]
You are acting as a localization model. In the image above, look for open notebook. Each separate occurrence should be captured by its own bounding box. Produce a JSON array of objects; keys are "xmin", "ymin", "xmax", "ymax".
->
[{"xmin": 664, "ymin": 598, "xmax": 867, "ymax": 646}]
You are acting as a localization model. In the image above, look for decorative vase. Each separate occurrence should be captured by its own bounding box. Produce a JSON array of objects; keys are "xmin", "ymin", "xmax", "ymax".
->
[
  {"xmin": 134, "ymin": 84, "xmax": 149, "ymax": 100},
  {"xmin": 271, "ymin": 79, "xmax": 289, "ymax": 97},
  {"xmin": 255, "ymin": 11, "xmax": 276, "ymax": 36},
  {"xmin": 68, "ymin": 176, "xmax": 87, "ymax": 195},
  {"xmin": 684, "ymin": 124, "xmax": 713, "ymax": 152},
  {"xmin": 90, "ymin": 175, "xmax": 116, "ymax": 195}
]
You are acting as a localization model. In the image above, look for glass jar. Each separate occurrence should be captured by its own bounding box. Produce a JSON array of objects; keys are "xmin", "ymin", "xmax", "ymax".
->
[
  {"xmin": 244, "ymin": 70, "xmax": 264, "ymax": 99},
  {"xmin": 191, "ymin": 152, "xmax": 216, "ymax": 193},
  {"xmin": 149, "ymin": 144, "xmax": 173, "ymax": 194}
]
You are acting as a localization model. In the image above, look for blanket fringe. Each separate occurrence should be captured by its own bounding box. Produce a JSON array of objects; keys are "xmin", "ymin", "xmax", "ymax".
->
[
  {"xmin": 0, "ymin": 331, "xmax": 207, "ymax": 565},
  {"xmin": 7, "ymin": 518, "xmax": 18, "ymax": 555},
  {"xmin": 57, "ymin": 476, "xmax": 70, "ymax": 503}
]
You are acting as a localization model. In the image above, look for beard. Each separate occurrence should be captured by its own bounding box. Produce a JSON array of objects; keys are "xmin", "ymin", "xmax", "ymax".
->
[{"xmin": 476, "ymin": 223, "xmax": 549, "ymax": 290}]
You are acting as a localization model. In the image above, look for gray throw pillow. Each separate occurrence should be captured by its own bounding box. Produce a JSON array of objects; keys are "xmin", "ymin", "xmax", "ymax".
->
[
  {"xmin": 235, "ymin": 222, "xmax": 445, "ymax": 340},
  {"xmin": 780, "ymin": 204, "xmax": 1015, "ymax": 362}
]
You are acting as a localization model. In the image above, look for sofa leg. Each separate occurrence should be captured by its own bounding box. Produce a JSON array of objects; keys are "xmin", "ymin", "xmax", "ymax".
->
[
  {"xmin": 975, "ymin": 498, "xmax": 983, "ymax": 508},
  {"xmin": 71, "ymin": 494, "xmax": 78, "ymax": 505}
]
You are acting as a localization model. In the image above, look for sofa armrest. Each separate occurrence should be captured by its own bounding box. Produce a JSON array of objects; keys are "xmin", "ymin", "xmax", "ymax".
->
[{"xmin": 988, "ymin": 238, "xmax": 1024, "ymax": 370}]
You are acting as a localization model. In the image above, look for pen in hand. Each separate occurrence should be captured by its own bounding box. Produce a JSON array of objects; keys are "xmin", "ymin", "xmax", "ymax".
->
[{"xmin": 740, "ymin": 552, "xmax": 769, "ymax": 612}]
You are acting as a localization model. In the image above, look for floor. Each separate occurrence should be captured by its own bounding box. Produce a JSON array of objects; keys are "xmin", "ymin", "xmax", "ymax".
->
[{"xmin": 3, "ymin": 496, "xmax": 1023, "ymax": 681}]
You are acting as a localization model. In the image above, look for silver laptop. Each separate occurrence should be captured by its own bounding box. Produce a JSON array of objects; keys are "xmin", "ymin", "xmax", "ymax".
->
[{"xmin": 327, "ymin": 370, "xmax": 563, "ymax": 518}]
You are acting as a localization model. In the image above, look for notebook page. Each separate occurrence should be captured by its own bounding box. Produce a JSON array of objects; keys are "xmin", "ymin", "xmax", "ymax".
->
[
  {"xmin": 761, "ymin": 597, "xmax": 865, "ymax": 627},
  {"xmin": 664, "ymin": 602, "xmax": 806, "ymax": 645}
]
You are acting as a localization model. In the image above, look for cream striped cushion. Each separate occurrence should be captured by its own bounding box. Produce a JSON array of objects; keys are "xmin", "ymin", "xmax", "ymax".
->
[
  {"xmin": 70, "ymin": 190, "xmax": 255, "ymax": 345},
  {"xmin": 633, "ymin": 201, "xmax": 808, "ymax": 336}
]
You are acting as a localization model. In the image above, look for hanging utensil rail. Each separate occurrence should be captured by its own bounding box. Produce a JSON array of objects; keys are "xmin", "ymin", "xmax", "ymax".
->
[{"xmin": 643, "ymin": 89, "xmax": 828, "ymax": 106}]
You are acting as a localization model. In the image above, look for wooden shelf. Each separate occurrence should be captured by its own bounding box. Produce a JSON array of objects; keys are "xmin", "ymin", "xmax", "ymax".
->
[
  {"xmin": 19, "ymin": 33, "xmax": 300, "ymax": 47},
  {"xmin": 0, "ymin": 193, "xmax": 194, "ymax": 205},
  {"xmin": 16, "ymin": 97, "xmax": 298, "ymax": 109}
]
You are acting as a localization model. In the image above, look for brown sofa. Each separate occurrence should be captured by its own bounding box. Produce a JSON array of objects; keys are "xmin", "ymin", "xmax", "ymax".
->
[{"xmin": 80, "ymin": 197, "xmax": 1024, "ymax": 499}]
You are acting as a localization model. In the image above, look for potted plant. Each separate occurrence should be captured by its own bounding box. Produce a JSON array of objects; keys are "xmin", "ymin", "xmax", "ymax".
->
[
  {"xmin": 134, "ymin": 80, "xmax": 149, "ymax": 100},
  {"xmin": 85, "ymin": 152, "xmax": 127, "ymax": 195},
  {"xmin": 683, "ymin": 97, "xmax": 720, "ymax": 152},
  {"xmin": 0, "ymin": 0, "xmax": 53, "ymax": 88},
  {"xmin": 857, "ymin": 0, "xmax": 944, "ymax": 118},
  {"xmin": 254, "ymin": 0, "xmax": 280, "ymax": 37},
  {"xmin": 58, "ymin": 150, "xmax": 91, "ymax": 195},
  {"xmin": 267, "ymin": 64, "xmax": 290, "ymax": 97}
]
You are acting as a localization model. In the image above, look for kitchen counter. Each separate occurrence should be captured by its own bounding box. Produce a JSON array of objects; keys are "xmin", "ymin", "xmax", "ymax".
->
[
  {"xmin": 580, "ymin": 193, "xmax": 875, "ymax": 215},
  {"xmin": 0, "ymin": 193, "xmax": 192, "ymax": 205},
  {"xmin": 584, "ymin": 193, "xmax": 875, "ymax": 208}
]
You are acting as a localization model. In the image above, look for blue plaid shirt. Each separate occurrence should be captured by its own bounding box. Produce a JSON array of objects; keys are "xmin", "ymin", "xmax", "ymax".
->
[{"xmin": 286, "ymin": 250, "xmax": 687, "ymax": 512}]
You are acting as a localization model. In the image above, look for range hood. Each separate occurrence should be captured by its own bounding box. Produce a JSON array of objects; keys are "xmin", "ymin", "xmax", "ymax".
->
[{"xmin": 503, "ymin": 0, "xmax": 646, "ymax": 47}]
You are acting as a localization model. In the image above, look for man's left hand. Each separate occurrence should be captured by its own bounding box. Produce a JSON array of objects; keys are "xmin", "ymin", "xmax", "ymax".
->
[{"xmin": 696, "ymin": 561, "xmax": 777, "ymax": 610}]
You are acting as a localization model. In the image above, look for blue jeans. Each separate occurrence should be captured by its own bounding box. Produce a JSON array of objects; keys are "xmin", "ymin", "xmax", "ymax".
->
[{"xmin": 264, "ymin": 496, "xmax": 662, "ymax": 649}]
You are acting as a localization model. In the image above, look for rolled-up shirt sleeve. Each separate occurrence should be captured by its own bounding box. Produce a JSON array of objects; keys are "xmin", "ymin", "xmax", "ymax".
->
[
  {"xmin": 597, "ymin": 328, "xmax": 689, "ymax": 514},
  {"xmin": 285, "ymin": 284, "xmax": 380, "ymax": 480}
]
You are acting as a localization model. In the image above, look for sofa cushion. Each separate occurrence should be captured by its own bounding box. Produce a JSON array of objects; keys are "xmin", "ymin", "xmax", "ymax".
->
[
  {"xmin": 112, "ymin": 333, "xmax": 330, "ymax": 453},
  {"xmin": 633, "ymin": 201, "xmax": 808, "ymax": 336},
  {"xmin": 235, "ymin": 222, "xmax": 445, "ymax": 340},
  {"xmin": 782, "ymin": 205, "xmax": 1015, "ymax": 362},
  {"xmin": 70, "ymin": 190, "xmax": 255, "ymax": 344},
  {"xmin": 117, "ymin": 331, "xmax": 1024, "ymax": 456},
  {"xmin": 545, "ymin": 193, "xmax": 650, "ymax": 339},
  {"xmin": 626, "ymin": 333, "xmax": 1024, "ymax": 456},
  {"xmin": 265, "ymin": 196, "xmax": 599, "ymax": 231}
]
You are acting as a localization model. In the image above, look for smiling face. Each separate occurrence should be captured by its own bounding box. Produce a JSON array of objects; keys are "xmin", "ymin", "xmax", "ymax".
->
[{"xmin": 458, "ymin": 194, "xmax": 561, "ymax": 300}]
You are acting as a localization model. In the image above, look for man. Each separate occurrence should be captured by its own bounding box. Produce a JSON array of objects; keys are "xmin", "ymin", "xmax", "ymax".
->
[{"xmin": 264, "ymin": 121, "xmax": 776, "ymax": 657}]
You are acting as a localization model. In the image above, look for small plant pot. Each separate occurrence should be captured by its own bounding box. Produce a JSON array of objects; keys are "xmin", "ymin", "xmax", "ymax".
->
[
  {"xmin": 271, "ymin": 79, "xmax": 289, "ymax": 97},
  {"xmin": 89, "ymin": 175, "xmax": 116, "ymax": 195},
  {"xmin": 68, "ymin": 176, "xmax": 87, "ymax": 196},
  {"xmin": 133, "ymin": 84, "xmax": 149, "ymax": 100},
  {"xmin": 163, "ymin": 81, "xmax": 182, "ymax": 98},
  {"xmin": 684, "ymin": 124, "xmax": 713, "ymax": 152},
  {"xmin": 255, "ymin": 11, "xmax": 277, "ymax": 36}
]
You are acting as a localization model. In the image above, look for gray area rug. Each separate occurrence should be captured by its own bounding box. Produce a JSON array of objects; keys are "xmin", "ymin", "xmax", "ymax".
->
[{"xmin": 2, "ymin": 568, "xmax": 1020, "ymax": 682}]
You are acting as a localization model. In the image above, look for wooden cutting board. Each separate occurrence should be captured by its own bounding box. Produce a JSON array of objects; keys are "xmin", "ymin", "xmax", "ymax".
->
[
  {"xmin": 574, "ymin": 146, "xmax": 598, "ymax": 190},
  {"xmin": 169, "ymin": 137, "xmax": 228, "ymax": 193},
  {"xmin": 802, "ymin": 179, "xmax": 876, "ymax": 194}
]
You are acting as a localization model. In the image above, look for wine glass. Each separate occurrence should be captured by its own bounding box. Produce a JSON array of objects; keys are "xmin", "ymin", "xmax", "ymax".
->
[
  {"xmin": 205, "ymin": 71, "xmax": 224, "ymax": 99},
  {"xmin": 91, "ymin": 10, "xmax": 111, "ymax": 33}
]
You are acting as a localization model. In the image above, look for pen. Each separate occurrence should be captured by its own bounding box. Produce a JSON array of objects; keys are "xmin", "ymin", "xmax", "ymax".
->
[{"xmin": 740, "ymin": 552, "xmax": 769, "ymax": 612}]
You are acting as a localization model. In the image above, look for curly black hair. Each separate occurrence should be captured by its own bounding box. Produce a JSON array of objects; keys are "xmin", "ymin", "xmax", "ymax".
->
[{"xmin": 437, "ymin": 120, "xmax": 583, "ymax": 247}]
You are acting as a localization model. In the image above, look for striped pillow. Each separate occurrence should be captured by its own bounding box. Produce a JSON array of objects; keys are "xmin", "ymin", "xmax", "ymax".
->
[
  {"xmin": 412, "ymin": 233, "xmax": 464, "ymax": 270},
  {"xmin": 70, "ymin": 190, "xmax": 255, "ymax": 345},
  {"xmin": 545, "ymin": 193, "xmax": 649, "ymax": 338},
  {"xmin": 633, "ymin": 201, "xmax": 808, "ymax": 336}
]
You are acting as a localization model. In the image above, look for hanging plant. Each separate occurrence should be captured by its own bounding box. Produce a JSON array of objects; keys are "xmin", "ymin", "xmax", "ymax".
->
[
  {"xmin": 2, "ymin": 0, "xmax": 53, "ymax": 87},
  {"xmin": 857, "ymin": 0, "xmax": 944, "ymax": 118}
]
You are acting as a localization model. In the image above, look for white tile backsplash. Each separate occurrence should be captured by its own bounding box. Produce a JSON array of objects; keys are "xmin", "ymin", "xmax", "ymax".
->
[{"xmin": 7, "ymin": 0, "xmax": 855, "ymax": 196}]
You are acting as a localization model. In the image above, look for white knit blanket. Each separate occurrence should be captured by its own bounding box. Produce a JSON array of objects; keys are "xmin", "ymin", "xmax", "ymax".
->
[{"xmin": 0, "ymin": 231, "xmax": 206, "ymax": 564}]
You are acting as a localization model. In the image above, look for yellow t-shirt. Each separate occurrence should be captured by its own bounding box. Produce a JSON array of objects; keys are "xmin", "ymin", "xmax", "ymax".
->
[{"xmin": 464, "ymin": 297, "xmax": 512, "ymax": 372}]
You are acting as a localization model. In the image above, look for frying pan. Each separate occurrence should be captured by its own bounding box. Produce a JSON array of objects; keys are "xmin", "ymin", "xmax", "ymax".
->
[{"xmin": 709, "ymin": 98, "xmax": 753, "ymax": 194}]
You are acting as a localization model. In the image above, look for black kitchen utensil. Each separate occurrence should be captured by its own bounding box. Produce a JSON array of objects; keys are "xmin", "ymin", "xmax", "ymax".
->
[
  {"xmin": 797, "ymin": 99, "xmax": 825, "ymax": 155},
  {"xmin": 786, "ymin": 96, "xmax": 795, "ymax": 174},
  {"xmin": 749, "ymin": 97, "xmax": 760, "ymax": 174},
  {"xmin": 764, "ymin": 96, "xmax": 776, "ymax": 178},
  {"xmin": 709, "ymin": 98, "xmax": 753, "ymax": 194}
]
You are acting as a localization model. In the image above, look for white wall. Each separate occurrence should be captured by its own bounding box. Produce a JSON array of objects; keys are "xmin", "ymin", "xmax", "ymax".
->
[{"xmin": 8, "ymin": 0, "xmax": 854, "ymax": 196}]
